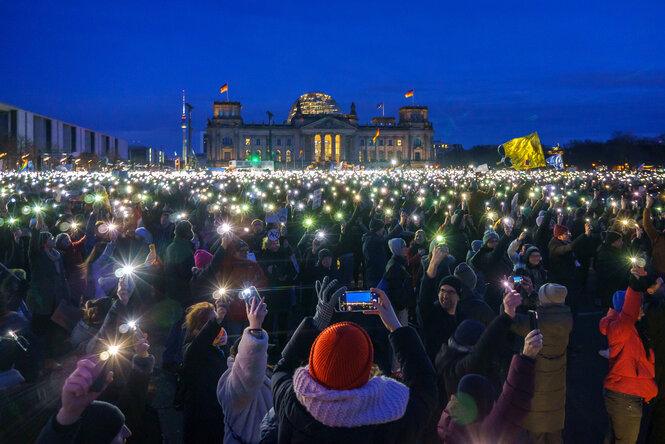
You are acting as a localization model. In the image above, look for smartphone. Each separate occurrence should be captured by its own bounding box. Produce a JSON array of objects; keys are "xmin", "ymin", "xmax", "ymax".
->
[
  {"xmin": 338, "ymin": 290, "xmax": 379, "ymax": 312},
  {"xmin": 91, "ymin": 359, "xmax": 110, "ymax": 392},
  {"xmin": 240, "ymin": 286, "xmax": 261, "ymax": 306},
  {"xmin": 513, "ymin": 276, "xmax": 524, "ymax": 286},
  {"xmin": 528, "ymin": 310, "xmax": 539, "ymax": 331},
  {"xmin": 149, "ymin": 244, "xmax": 156, "ymax": 255}
]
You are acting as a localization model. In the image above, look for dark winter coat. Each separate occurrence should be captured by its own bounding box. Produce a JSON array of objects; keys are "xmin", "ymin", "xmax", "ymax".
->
[
  {"xmin": 470, "ymin": 234, "xmax": 512, "ymax": 292},
  {"xmin": 548, "ymin": 234, "xmax": 586, "ymax": 287},
  {"xmin": 181, "ymin": 319, "xmax": 229, "ymax": 442},
  {"xmin": 362, "ymin": 225, "xmax": 403, "ymax": 287},
  {"xmin": 644, "ymin": 208, "xmax": 665, "ymax": 276},
  {"xmin": 163, "ymin": 237, "xmax": 194, "ymax": 306},
  {"xmin": 511, "ymin": 303, "xmax": 572, "ymax": 432},
  {"xmin": 384, "ymin": 255, "xmax": 413, "ymax": 311},
  {"xmin": 595, "ymin": 244, "xmax": 630, "ymax": 307},
  {"xmin": 437, "ymin": 354, "xmax": 536, "ymax": 444},
  {"xmin": 434, "ymin": 313, "xmax": 514, "ymax": 410},
  {"xmin": 456, "ymin": 286, "xmax": 496, "ymax": 327},
  {"xmin": 26, "ymin": 229, "xmax": 70, "ymax": 316},
  {"xmin": 271, "ymin": 317, "xmax": 438, "ymax": 444}
]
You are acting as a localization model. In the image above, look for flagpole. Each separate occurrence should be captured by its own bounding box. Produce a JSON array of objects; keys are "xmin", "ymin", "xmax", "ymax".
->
[
  {"xmin": 382, "ymin": 102, "xmax": 385, "ymax": 117},
  {"xmin": 226, "ymin": 89, "xmax": 229, "ymax": 102}
]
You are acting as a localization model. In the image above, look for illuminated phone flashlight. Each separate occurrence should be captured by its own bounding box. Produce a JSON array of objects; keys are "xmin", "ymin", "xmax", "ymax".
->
[
  {"xmin": 335, "ymin": 212, "xmax": 344, "ymax": 221},
  {"xmin": 108, "ymin": 223, "xmax": 118, "ymax": 232},
  {"xmin": 94, "ymin": 194, "xmax": 103, "ymax": 202},
  {"xmin": 32, "ymin": 205, "xmax": 43, "ymax": 214},
  {"xmin": 99, "ymin": 344, "xmax": 120, "ymax": 361},
  {"xmin": 316, "ymin": 231, "xmax": 325, "ymax": 240},
  {"xmin": 436, "ymin": 234, "xmax": 445, "ymax": 243},
  {"xmin": 631, "ymin": 257, "xmax": 647, "ymax": 268},
  {"xmin": 115, "ymin": 265, "xmax": 136, "ymax": 279},
  {"xmin": 213, "ymin": 287, "xmax": 227, "ymax": 300},
  {"xmin": 304, "ymin": 218, "xmax": 313, "ymax": 228},
  {"xmin": 217, "ymin": 223, "xmax": 231, "ymax": 235},
  {"xmin": 118, "ymin": 320, "xmax": 138, "ymax": 334},
  {"xmin": 502, "ymin": 280, "xmax": 512, "ymax": 289}
]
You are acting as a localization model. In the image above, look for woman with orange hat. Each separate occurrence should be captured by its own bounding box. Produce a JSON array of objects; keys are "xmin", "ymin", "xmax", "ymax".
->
[{"xmin": 271, "ymin": 276, "xmax": 437, "ymax": 443}]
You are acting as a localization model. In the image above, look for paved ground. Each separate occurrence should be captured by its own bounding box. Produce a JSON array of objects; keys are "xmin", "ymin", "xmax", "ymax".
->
[{"xmin": 1, "ymin": 299, "xmax": 613, "ymax": 444}]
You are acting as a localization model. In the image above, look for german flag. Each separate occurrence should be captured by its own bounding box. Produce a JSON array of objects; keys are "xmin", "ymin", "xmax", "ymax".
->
[
  {"xmin": 220, "ymin": 83, "xmax": 228, "ymax": 94},
  {"xmin": 404, "ymin": 89, "xmax": 414, "ymax": 98},
  {"xmin": 372, "ymin": 128, "xmax": 380, "ymax": 144}
]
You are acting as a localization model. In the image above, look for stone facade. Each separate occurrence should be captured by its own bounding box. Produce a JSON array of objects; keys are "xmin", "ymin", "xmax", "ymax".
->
[{"xmin": 204, "ymin": 92, "xmax": 434, "ymax": 167}]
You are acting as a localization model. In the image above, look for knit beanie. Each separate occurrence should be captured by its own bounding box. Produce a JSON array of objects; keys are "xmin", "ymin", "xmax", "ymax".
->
[
  {"xmin": 134, "ymin": 227, "xmax": 153, "ymax": 244},
  {"xmin": 482, "ymin": 230, "xmax": 499, "ymax": 246},
  {"xmin": 524, "ymin": 246, "xmax": 541, "ymax": 263},
  {"xmin": 536, "ymin": 215, "xmax": 544, "ymax": 227},
  {"xmin": 454, "ymin": 263, "xmax": 477, "ymax": 291},
  {"xmin": 369, "ymin": 218, "xmax": 385, "ymax": 232},
  {"xmin": 471, "ymin": 240, "xmax": 483, "ymax": 253},
  {"xmin": 452, "ymin": 319, "xmax": 485, "ymax": 347},
  {"xmin": 317, "ymin": 248, "xmax": 333, "ymax": 262},
  {"xmin": 388, "ymin": 238, "xmax": 406, "ymax": 257},
  {"xmin": 604, "ymin": 231, "xmax": 622, "ymax": 245},
  {"xmin": 309, "ymin": 322, "xmax": 373, "ymax": 390},
  {"xmin": 455, "ymin": 374, "xmax": 495, "ymax": 425},
  {"xmin": 553, "ymin": 224, "xmax": 569, "ymax": 238},
  {"xmin": 194, "ymin": 249, "xmax": 214, "ymax": 269},
  {"xmin": 613, "ymin": 290, "xmax": 626, "ymax": 312},
  {"xmin": 538, "ymin": 283, "xmax": 568, "ymax": 305},
  {"xmin": 439, "ymin": 275, "xmax": 464, "ymax": 297},
  {"xmin": 76, "ymin": 401, "xmax": 125, "ymax": 444}
]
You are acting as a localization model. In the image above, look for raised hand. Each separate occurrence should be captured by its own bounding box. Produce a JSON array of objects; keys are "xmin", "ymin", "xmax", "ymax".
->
[
  {"xmin": 503, "ymin": 289, "xmax": 522, "ymax": 319},
  {"xmin": 522, "ymin": 329, "xmax": 543, "ymax": 359},
  {"xmin": 366, "ymin": 288, "xmax": 401, "ymax": 332},
  {"xmin": 312, "ymin": 277, "xmax": 346, "ymax": 331},
  {"xmin": 246, "ymin": 296, "xmax": 268, "ymax": 330},
  {"xmin": 56, "ymin": 359, "xmax": 113, "ymax": 426}
]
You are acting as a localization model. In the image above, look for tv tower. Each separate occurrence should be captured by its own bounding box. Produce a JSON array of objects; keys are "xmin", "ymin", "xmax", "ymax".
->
[{"xmin": 181, "ymin": 90, "xmax": 188, "ymax": 169}]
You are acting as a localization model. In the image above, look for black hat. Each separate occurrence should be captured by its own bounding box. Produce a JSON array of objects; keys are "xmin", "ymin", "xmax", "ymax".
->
[
  {"xmin": 317, "ymin": 248, "xmax": 333, "ymax": 262},
  {"xmin": 604, "ymin": 231, "xmax": 622, "ymax": 245},
  {"xmin": 452, "ymin": 319, "xmax": 485, "ymax": 348},
  {"xmin": 438, "ymin": 275, "xmax": 463, "ymax": 296},
  {"xmin": 369, "ymin": 218, "xmax": 384, "ymax": 232},
  {"xmin": 76, "ymin": 401, "xmax": 125, "ymax": 444}
]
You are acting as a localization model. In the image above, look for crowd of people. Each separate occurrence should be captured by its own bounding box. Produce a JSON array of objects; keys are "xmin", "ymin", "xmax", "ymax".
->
[{"xmin": 1, "ymin": 167, "xmax": 664, "ymax": 443}]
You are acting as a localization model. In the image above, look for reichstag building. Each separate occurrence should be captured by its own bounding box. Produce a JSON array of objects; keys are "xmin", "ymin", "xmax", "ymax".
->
[{"xmin": 204, "ymin": 92, "xmax": 434, "ymax": 168}]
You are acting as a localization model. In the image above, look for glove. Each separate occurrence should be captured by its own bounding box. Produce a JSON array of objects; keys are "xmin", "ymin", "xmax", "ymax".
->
[{"xmin": 312, "ymin": 276, "xmax": 346, "ymax": 331}]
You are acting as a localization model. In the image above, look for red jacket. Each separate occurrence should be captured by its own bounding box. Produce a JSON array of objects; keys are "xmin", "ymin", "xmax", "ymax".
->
[{"xmin": 599, "ymin": 286, "xmax": 657, "ymax": 401}]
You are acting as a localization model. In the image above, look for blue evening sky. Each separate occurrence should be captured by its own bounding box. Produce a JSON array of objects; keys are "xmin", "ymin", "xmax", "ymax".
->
[{"xmin": 1, "ymin": 0, "xmax": 663, "ymax": 154}]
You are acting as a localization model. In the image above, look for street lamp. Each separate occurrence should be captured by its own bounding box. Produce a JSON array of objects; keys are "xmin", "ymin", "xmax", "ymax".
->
[{"xmin": 391, "ymin": 159, "xmax": 397, "ymax": 166}]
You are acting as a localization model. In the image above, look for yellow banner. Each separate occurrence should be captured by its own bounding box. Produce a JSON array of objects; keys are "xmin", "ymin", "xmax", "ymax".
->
[{"xmin": 502, "ymin": 132, "xmax": 546, "ymax": 170}]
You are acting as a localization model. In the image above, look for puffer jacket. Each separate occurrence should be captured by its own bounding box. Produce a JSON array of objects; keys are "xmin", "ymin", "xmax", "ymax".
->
[
  {"xmin": 599, "ymin": 286, "xmax": 657, "ymax": 401},
  {"xmin": 511, "ymin": 303, "xmax": 572, "ymax": 432}
]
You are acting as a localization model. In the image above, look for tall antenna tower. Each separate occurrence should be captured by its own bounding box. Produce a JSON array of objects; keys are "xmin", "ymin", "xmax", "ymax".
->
[{"xmin": 181, "ymin": 90, "xmax": 188, "ymax": 169}]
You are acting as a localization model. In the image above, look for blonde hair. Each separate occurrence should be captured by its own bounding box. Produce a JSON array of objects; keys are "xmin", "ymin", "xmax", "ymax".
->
[{"xmin": 183, "ymin": 302, "xmax": 214, "ymax": 340}]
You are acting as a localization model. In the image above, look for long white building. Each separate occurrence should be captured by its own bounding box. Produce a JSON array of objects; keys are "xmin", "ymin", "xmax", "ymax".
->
[{"xmin": 0, "ymin": 101, "xmax": 128, "ymax": 160}]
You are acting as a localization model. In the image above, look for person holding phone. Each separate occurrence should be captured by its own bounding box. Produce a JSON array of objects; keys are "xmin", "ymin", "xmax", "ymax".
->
[
  {"xmin": 271, "ymin": 277, "xmax": 437, "ymax": 443},
  {"xmin": 510, "ymin": 283, "xmax": 572, "ymax": 443},
  {"xmin": 217, "ymin": 297, "xmax": 271, "ymax": 444},
  {"xmin": 600, "ymin": 266, "xmax": 657, "ymax": 443}
]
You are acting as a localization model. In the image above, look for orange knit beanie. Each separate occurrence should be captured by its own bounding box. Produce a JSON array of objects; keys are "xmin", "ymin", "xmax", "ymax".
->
[{"xmin": 308, "ymin": 322, "xmax": 374, "ymax": 390}]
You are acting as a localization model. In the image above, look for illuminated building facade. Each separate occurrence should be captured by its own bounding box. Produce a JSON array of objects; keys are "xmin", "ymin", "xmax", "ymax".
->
[{"xmin": 204, "ymin": 92, "xmax": 434, "ymax": 167}]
